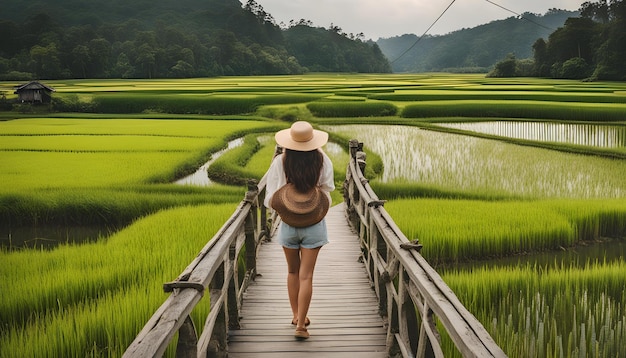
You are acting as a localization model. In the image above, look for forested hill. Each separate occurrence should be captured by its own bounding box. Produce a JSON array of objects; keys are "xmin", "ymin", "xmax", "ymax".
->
[
  {"xmin": 0, "ymin": 0, "xmax": 391, "ymax": 79},
  {"xmin": 377, "ymin": 9, "xmax": 579, "ymax": 73}
]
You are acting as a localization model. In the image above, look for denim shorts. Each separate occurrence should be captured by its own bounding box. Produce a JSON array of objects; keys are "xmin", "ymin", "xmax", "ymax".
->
[{"xmin": 277, "ymin": 219, "xmax": 329, "ymax": 249}]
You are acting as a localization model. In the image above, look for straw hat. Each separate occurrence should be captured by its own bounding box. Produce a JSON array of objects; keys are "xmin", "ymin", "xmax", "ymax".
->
[
  {"xmin": 270, "ymin": 183, "xmax": 329, "ymax": 227},
  {"xmin": 275, "ymin": 121, "xmax": 328, "ymax": 151}
]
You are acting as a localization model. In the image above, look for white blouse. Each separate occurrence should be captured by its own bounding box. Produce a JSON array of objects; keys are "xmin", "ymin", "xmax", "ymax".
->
[{"xmin": 264, "ymin": 149, "xmax": 335, "ymax": 209}]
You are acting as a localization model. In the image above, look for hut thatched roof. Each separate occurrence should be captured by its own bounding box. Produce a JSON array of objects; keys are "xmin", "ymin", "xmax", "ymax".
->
[{"xmin": 14, "ymin": 81, "xmax": 55, "ymax": 93}]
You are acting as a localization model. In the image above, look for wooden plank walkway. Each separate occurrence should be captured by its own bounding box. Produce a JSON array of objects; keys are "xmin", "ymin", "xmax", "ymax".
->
[{"xmin": 227, "ymin": 203, "xmax": 388, "ymax": 357}]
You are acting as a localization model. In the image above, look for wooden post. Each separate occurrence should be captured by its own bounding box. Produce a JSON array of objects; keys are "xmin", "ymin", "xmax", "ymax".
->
[
  {"xmin": 346, "ymin": 139, "xmax": 362, "ymax": 229},
  {"xmin": 348, "ymin": 139, "xmax": 360, "ymax": 158},
  {"xmin": 207, "ymin": 263, "xmax": 228, "ymax": 358},
  {"xmin": 400, "ymin": 269, "xmax": 421, "ymax": 356},
  {"xmin": 386, "ymin": 279, "xmax": 400, "ymax": 357},
  {"xmin": 416, "ymin": 302, "xmax": 437, "ymax": 358},
  {"xmin": 175, "ymin": 315, "xmax": 198, "ymax": 358},
  {"xmin": 227, "ymin": 240, "xmax": 240, "ymax": 330},
  {"xmin": 245, "ymin": 180, "xmax": 259, "ymax": 277}
]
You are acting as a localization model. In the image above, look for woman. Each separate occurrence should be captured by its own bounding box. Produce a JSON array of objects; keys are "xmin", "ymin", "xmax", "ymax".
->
[{"xmin": 264, "ymin": 121, "xmax": 335, "ymax": 340}]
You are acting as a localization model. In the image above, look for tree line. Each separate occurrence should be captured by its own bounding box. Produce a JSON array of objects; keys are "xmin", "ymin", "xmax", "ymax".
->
[
  {"xmin": 376, "ymin": 9, "xmax": 577, "ymax": 73},
  {"xmin": 0, "ymin": 0, "xmax": 390, "ymax": 80},
  {"xmin": 489, "ymin": 0, "xmax": 626, "ymax": 80}
]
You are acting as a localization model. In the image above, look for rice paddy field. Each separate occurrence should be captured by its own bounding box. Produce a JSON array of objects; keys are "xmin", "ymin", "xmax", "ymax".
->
[{"xmin": 1, "ymin": 73, "xmax": 626, "ymax": 357}]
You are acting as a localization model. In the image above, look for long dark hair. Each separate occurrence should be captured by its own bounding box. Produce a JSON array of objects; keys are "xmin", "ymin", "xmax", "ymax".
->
[{"xmin": 284, "ymin": 148, "xmax": 323, "ymax": 192}]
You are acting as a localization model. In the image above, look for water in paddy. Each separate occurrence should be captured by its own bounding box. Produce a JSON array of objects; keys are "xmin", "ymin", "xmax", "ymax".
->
[
  {"xmin": 2, "ymin": 138, "xmax": 247, "ymax": 249},
  {"xmin": 175, "ymin": 137, "xmax": 244, "ymax": 186},
  {"xmin": 1, "ymin": 225, "xmax": 114, "ymax": 250},
  {"xmin": 326, "ymin": 124, "xmax": 626, "ymax": 199},
  {"xmin": 438, "ymin": 121, "xmax": 626, "ymax": 149},
  {"xmin": 438, "ymin": 238, "xmax": 626, "ymax": 273},
  {"xmin": 326, "ymin": 124, "xmax": 626, "ymax": 270}
]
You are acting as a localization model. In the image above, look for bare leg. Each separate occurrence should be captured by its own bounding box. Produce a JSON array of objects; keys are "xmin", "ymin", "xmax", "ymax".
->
[
  {"xmin": 283, "ymin": 247, "xmax": 322, "ymax": 329},
  {"xmin": 295, "ymin": 247, "xmax": 321, "ymax": 330},
  {"xmin": 283, "ymin": 247, "xmax": 301, "ymax": 323}
]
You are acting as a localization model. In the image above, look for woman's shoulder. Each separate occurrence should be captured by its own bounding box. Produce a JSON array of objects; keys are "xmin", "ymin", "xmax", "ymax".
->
[
  {"xmin": 269, "ymin": 153, "xmax": 285, "ymax": 170},
  {"xmin": 320, "ymin": 150, "xmax": 333, "ymax": 164}
]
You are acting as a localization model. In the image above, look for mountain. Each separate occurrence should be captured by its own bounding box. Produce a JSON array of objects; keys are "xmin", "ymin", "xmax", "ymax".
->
[
  {"xmin": 377, "ymin": 10, "xmax": 579, "ymax": 73},
  {"xmin": 0, "ymin": 0, "xmax": 390, "ymax": 79},
  {"xmin": 0, "ymin": 0, "xmax": 246, "ymax": 31}
]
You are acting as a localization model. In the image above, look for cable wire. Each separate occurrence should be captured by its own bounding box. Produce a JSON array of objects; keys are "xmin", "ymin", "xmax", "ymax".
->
[
  {"xmin": 390, "ymin": 0, "xmax": 457, "ymax": 64},
  {"xmin": 484, "ymin": 0, "xmax": 554, "ymax": 31},
  {"xmin": 389, "ymin": 0, "xmax": 555, "ymax": 65}
]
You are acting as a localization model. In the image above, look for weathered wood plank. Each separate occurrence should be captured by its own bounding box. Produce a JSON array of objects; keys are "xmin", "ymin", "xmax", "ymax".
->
[
  {"xmin": 227, "ymin": 204, "xmax": 388, "ymax": 357},
  {"xmin": 227, "ymin": 353, "xmax": 387, "ymax": 358}
]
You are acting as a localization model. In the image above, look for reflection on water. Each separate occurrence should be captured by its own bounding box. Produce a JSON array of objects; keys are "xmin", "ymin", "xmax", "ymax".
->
[
  {"xmin": 328, "ymin": 124, "xmax": 626, "ymax": 198},
  {"xmin": 440, "ymin": 238, "xmax": 626, "ymax": 272},
  {"xmin": 438, "ymin": 121, "xmax": 626, "ymax": 148},
  {"xmin": 1, "ymin": 225, "xmax": 112, "ymax": 250},
  {"xmin": 175, "ymin": 138, "xmax": 244, "ymax": 186},
  {"xmin": 323, "ymin": 142, "xmax": 344, "ymax": 156}
]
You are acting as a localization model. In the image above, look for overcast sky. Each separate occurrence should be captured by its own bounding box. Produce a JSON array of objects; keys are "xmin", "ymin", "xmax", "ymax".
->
[{"xmin": 254, "ymin": 0, "xmax": 584, "ymax": 40}]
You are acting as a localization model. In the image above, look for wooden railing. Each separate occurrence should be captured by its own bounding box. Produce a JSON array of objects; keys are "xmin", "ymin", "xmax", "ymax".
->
[
  {"xmin": 343, "ymin": 139, "xmax": 507, "ymax": 358},
  {"xmin": 125, "ymin": 139, "xmax": 506, "ymax": 357},
  {"xmin": 123, "ymin": 177, "xmax": 272, "ymax": 358}
]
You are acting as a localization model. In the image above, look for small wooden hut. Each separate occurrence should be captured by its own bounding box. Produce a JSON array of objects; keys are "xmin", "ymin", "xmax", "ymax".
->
[{"xmin": 14, "ymin": 81, "xmax": 55, "ymax": 103}]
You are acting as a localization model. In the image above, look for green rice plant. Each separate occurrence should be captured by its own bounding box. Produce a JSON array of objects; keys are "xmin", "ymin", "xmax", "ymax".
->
[
  {"xmin": 90, "ymin": 93, "xmax": 324, "ymax": 114},
  {"xmin": 369, "ymin": 90, "xmax": 626, "ymax": 103},
  {"xmin": 0, "ymin": 117, "xmax": 273, "ymax": 232},
  {"xmin": 330, "ymin": 124, "xmax": 626, "ymax": 199},
  {"xmin": 321, "ymin": 128, "xmax": 384, "ymax": 179},
  {"xmin": 549, "ymin": 199, "xmax": 626, "ymax": 241},
  {"xmin": 435, "ymin": 121, "xmax": 626, "ymax": 157},
  {"xmin": 307, "ymin": 101, "xmax": 398, "ymax": 117},
  {"xmin": 0, "ymin": 151, "xmax": 199, "ymax": 191},
  {"xmin": 401, "ymin": 100, "xmax": 626, "ymax": 122},
  {"xmin": 255, "ymin": 104, "xmax": 314, "ymax": 122},
  {"xmin": 207, "ymin": 133, "xmax": 265, "ymax": 185},
  {"xmin": 369, "ymin": 181, "xmax": 519, "ymax": 201},
  {"xmin": 0, "ymin": 119, "xmax": 276, "ymax": 194},
  {"xmin": 242, "ymin": 134, "xmax": 281, "ymax": 176},
  {"xmin": 3, "ymin": 74, "xmax": 626, "ymax": 357},
  {"xmin": 91, "ymin": 94, "xmax": 258, "ymax": 114},
  {"xmin": 0, "ymin": 117, "xmax": 270, "ymax": 137},
  {"xmin": 442, "ymin": 261, "xmax": 626, "ymax": 357},
  {"xmin": 0, "ymin": 204, "xmax": 236, "ymax": 357},
  {"xmin": 0, "ymin": 184, "xmax": 244, "ymax": 227},
  {"xmin": 4, "ymin": 150, "xmax": 223, "ymax": 192},
  {"xmin": 386, "ymin": 199, "xmax": 576, "ymax": 264},
  {"xmin": 0, "ymin": 134, "xmax": 216, "ymax": 152},
  {"xmin": 385, "ymin": 198, "xmax": 626, "ymax": 264}
]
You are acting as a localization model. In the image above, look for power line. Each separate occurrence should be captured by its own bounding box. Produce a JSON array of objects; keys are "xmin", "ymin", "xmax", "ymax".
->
[
  {"xmin": 483, "ymin": 0, "xmax": 555, "ymax": 31},
  {"xmin": 390, "ymin": 0, "xmax": 556, "ymax": 65},
  {"xmin": 390, "ymin": 0, "xmax": 457, "ymax": 64}
]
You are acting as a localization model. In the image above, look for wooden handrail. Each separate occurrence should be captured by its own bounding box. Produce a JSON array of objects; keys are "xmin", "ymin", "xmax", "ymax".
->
[
  {"xmin": 123, "ymin": 176, "xmax": 274, "ymax": 358},
  {"xmin": 343, "ymin": 139, "xmax": 507, "ymax": 358},
  {"xmin": 126, "ymin": 139, "xmax": 506, "ymax": 357}
]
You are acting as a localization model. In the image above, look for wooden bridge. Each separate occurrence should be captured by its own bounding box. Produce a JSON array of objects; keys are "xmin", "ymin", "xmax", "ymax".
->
[{"xmin": 123, "ymin": 140, "xmax": 507, "ymax": 358}]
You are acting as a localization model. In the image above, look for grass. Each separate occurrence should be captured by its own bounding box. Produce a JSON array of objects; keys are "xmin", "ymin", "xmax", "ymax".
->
[
  {"xmin": 369, "ymin": 90, "xmax": 626, "ymax": 103},
  {"xmin": 2, "ymin": 73, "xmax": 626, "ymax": 357},
  {"xmin": 0, "ymin": 184, "xmax": 245, "ymax": 228},
  {"xmin": 0, "ymin": 204, "xmax": 235, "ymax": 357},
  {"xmin": 442, "ymin": 261, "xmax": 626, "ymax": 358},
  {"xmin": 331, "ymin": 124, "xmax": 626, "ymax": 199},
  {"xmin": 0, "ymin": 118, "xmax": 275, "ymax": 190},
  {"xmin": 385, "ymin": 198, "xmax": 626, "ymax": 264},
  {"xmin": 436, "ymin": 121, "xmax": 626, "ymax": 153},
  {"xmin": 89, "ymin": 93, "xmax": 324, "ymax": 114},
  {"xmin": 401, "ymin": 100, "xmax": 626, "ymax": 122},
  {"xmin": 306, "ymin": 101, "xmax": 398, "ymax": 117}
]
